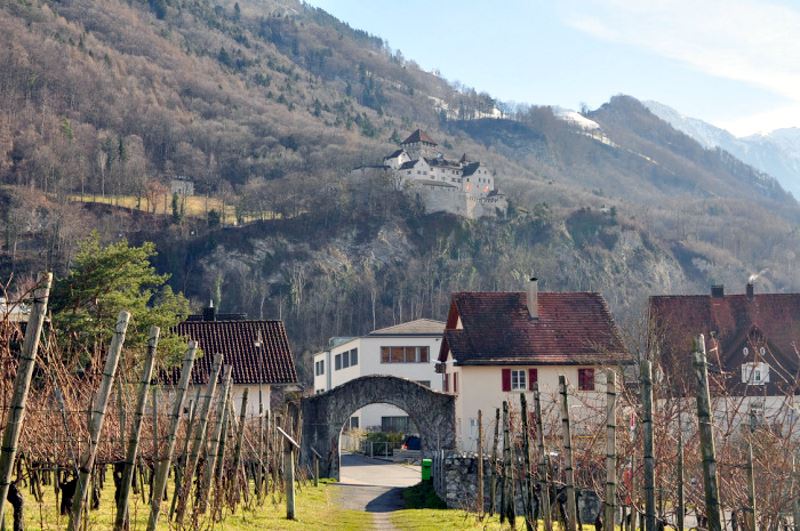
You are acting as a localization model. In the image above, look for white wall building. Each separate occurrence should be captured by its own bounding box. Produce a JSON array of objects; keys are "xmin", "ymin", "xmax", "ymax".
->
[{"xmin": 313, "ymin": 319, "xmax": 444, "ymax": 433}]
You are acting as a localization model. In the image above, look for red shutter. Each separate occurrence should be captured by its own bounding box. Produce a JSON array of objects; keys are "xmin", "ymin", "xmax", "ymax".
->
[
  {"xmin": 528, "ymin": 368, "xmax": 538, "ymax": 390},
  {"xmin": 501, "ymin": 368, "xmax": 511, "ymax": 391},
  {"xmin": 444, "ymin": 373, "xmax": 450, "ymax": 393},
  {"xmin": 454, "ymin": 373, "xmax": 459, "ymax": 394}
]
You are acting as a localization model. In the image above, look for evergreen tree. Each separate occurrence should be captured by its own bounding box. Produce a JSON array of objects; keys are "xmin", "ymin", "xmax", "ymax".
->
[{"xmin": 51, "ymin": 234, "xmax": 191, "ymax": 365}]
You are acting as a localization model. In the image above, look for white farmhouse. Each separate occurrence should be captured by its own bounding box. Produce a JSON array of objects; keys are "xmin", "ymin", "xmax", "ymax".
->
[
  {"xmin": 313, "ymin": 319, "xmax": 444, "ymax": 432},
  {"xmin": 438, "ymin": 279, "xmax": 632, "ymax": 451}
]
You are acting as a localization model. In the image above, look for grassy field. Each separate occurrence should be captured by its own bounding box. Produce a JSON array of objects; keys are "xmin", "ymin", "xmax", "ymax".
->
[{"xmin": 14, "ymin": 472, "xmax": 371, "ymax": 530}]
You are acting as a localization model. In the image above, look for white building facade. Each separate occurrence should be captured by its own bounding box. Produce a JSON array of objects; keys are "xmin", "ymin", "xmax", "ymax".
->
[{"xmin": 313, "ymin": 319, "xmax": 444, "ymax": 433}]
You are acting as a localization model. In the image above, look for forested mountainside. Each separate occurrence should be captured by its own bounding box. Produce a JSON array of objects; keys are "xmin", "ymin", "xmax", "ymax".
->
[{"xmin": 2, "ymin": 0, "xmax": 800, "ymax": 381}]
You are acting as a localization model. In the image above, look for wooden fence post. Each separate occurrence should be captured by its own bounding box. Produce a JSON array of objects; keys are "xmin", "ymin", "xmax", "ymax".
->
[
  {"xmin": 533, "ymin": 382, "xmax": 553, "ymax": 531},
  {"xmin": 69, "ymin": 310, "xmax": 130, "ymax": 531},
  {"xmin": 113, "ymin": 326, "xmax": 159, "ymax": 531},
  {"xmin": 196, "ymin": 365, "xmax": 233, "ymax": 515},
  {"xmin": 693, "ymin": 334, "xmax": 723, "ymax": 531},
  {"xmin": 605, "ymin": 370, "xmax": 618, "ymax": 531},
  {"xmin": 0, "ymin": 272, "xmax": 51, "ymax": 529},
  {"xmin": 174, "ymin": 353, "xmax": 223, "ymax": 525},
  {"xmin": 277, "ymin": 427, "xmax": 300, "ymax": 520},
  {"xmin": 520, "ymin": 394, "xmax": 534, "ymax": 531},
  {"xmin": 642, "ymin": 360, "xmax": 656, "ymax": 531},
  {"xmin": 559, "ymin": 375, "xmax": 578, "ymax": 531},
  {"xmin": 147, "ymin": 341, "xmax": 196, "ymax": 531},
  {"xmin": 477, "ymin": 409, "xmax": 484, "ymax": 516}
]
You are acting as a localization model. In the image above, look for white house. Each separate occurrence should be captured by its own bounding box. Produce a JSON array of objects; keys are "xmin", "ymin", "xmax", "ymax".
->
[
  {"xmin": 313, "ymin": 319, "xmax": 445, "ymax": 432},
  {"xmin": 171, "ymin": 304, "xmax": 299, "ymax": 417},
  {"xmin": 438, "ymin": 279, "xmax": 632, "ymax": 451}
]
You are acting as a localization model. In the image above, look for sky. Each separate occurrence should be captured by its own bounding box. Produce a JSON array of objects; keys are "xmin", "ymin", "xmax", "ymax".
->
[{"xmin": 305, "ymin": 0, "xmax": 800, "ymax": 137}]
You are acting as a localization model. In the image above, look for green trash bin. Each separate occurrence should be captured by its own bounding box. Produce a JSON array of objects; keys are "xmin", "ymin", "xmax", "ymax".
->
[{"xmin": 421, "ymin": 458, "xmax": 432, "ymax": 481}]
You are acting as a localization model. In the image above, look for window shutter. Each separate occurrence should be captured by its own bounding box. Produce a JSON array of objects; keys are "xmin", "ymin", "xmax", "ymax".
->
[
  {"xmin": 502, "ymin": 369, "xmax": 511, "ymax": 392},
  {"xmin": 444, "ymin": 373, "xmax": 450, "ymax": 393},
  {"xmin": 528, "ymin": 368, "xmax": 538, "ymax": 390},
  {"xmin": 454, "ymin": 373, "xmax": 459, "ymax": 394}
]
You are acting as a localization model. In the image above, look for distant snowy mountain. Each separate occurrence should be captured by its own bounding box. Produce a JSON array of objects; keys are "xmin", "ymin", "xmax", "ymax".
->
[{"xmin": 645, "ymin": 101, "xmax": 800, "ymax": 198}]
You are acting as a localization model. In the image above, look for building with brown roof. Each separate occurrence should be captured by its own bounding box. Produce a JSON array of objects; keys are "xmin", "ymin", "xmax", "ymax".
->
[
  {"xmin": 438, "ymin": 278, "xmax": 631, "ymax": 450},
  {"xmin": 173, "ymin": 304, "xmax": 298, "ymax": 416},
  {"xmin": 649, "ymin": 282, "xmax": 800, "ymax": 427}
]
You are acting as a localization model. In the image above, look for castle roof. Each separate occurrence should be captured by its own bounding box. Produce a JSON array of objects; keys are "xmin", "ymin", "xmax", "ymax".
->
[{"xmin": 401, "ymin": 129, "xmax": 437, "ymax": 146}]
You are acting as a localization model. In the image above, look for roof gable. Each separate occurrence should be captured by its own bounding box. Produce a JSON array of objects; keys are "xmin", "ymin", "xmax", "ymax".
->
[
  {"xmin": 401, "ymin": 129, "xmax": 437, "ymax": 146},
  {"xmin": 439, "ymin": 291, "xmax": 629, "ymax": 365}
]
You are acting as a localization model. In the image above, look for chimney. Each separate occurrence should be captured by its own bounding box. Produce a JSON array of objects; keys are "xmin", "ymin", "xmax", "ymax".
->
[
  {"xmin": 202, "ymin": 299, "xmax": 216, "ymax": 322},
  {"xmin": 711, "ymin": 284, "xmax": 724, "ymax": 298},
  {"xmin": 527, "ymin": 277, "xmax": 539, "ymax": 319},
  {"xmin": 746, "ymin": 282, "xmax": 754, "ymax": 299}
]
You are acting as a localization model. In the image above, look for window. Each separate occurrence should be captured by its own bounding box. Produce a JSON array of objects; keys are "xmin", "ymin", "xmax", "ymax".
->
[
  {"xmin": 350, "ymin": 348, "xmax": 358, "ymax": 366},
  {"xmin": 349, "ymin": 416, "xmax": 360, "ymax": 429},
  {"xmin": 511, "ymin": 370, "xmax": 526, "ymax": 391},
  {"xmin": 742, "ymin": 362, "xmax": 770, "ymax": 385},
  {"xmin": 342, "ymin": 352, "xmax": 350, "ymax": 369},
  {"xmin": 314, "ymin": 360, "xmax": 325, "ymax": 376},
  {"xmin": 380, "ymin": 346, "xmax": 430, "ymax": 363},
  {"xmin": 335, "ymin": 354, "xmax": 342, "ymax": 371},
  {"xmin": 382, "ymin": 416, "xmax": 411, "ymax": 433},
  {"xmin": 578, "ymin": 368, "xmax": 595, "ymax": 391}
]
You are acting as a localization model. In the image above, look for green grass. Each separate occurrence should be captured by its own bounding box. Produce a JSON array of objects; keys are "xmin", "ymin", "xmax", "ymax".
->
[{"xmin": 12, "ymin": 470, "xmax": 371, "ymax": 530}]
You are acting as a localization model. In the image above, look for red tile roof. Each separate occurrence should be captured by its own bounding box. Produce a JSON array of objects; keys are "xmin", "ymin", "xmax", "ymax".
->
[
  {"xmin": 401, "ymin": 129, "xmax": 437, "ymax": 146},
  {"xmin": 172, "ymin": 320, "xmax": 298, "ymax": 386},
  {"xmin": 649, "ymin": 290, "xmax": 800, "ymax": 395},
  {"xmin": 439, "ymin": 291, "xmax": 630, "ymax": 366}
]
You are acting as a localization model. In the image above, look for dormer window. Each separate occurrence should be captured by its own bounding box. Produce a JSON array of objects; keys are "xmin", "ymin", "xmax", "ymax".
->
[{"xmin": 741, "ymin": 362, "xmax": 769, "ymax": 385}]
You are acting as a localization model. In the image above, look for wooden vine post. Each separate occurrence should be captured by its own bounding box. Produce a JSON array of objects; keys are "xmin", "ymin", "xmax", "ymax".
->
[
  {"xmin": 69, "ymin": 310, "xmax": 130, "ymax": 531},
  {"xmin": 519, "ymin": 394, "xmax": 534, "ymax": 531},
  {"xmin": 477, "ymin": 409, "xmax": 484, "ymax": 516},
  {"xmin": 490, "ymin": 408, "xmax": 500, "ymax": 516},
  {"xmin": 0, "ymin": 272, "xmax": 51, "ymax": 528},
  {"xmin": 113, "ymin": 326, "xmax": 159, "ymax": 531},
  {"xmin": 147, "ymin": 341, "xmax": 196, "ymax": 531},
  {"xmin": 559, "ymin": 375, "xmax": 578, "ymax": 531},
  {"xmin": 676, "ymin": 410, "xmax": 685, "ymax": 531},
  {"xmin": 174, "ymin": 353, "xmax": 223, "ymax": 526},
  {"xmin": 692, "ymin": 334, "xmax": 723, "ymax": 531},
  {"xmin": 605, "ymin": 370, "xmax": 618, "ymax": 531},
  {"xmin": 310, "ymin": 448, "xmax": 322, "ymax": 488},
  {"xmin": 500, "ymin": 400, "xmax": 515, "ymax": 526},
  {"xmin": 641, "ymin": 360, "xmax": 656, "ymax": 531},
  {"xmin": 532, "ymin": 382, "xmax": 552, "ymax": 531},
  {"xmin": 277, "ymin": 426, "xmax": 300, "ymax": 520},
  {"xmin": 196, "ymin": 365, "xmax": 233, "ymax": 514},
  {"xmin": 229, "ymin": 388, "xmax": 249, "ymax": 500}
]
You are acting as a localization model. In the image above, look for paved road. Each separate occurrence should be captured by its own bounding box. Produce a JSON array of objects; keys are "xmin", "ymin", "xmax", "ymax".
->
[
  {"xmin": 339, "ymin": 453, "xmax": 421, "ymax": 487},
  {"xmin": 334, "ymin": 453, "xmax": 421, "ymax": 530}
]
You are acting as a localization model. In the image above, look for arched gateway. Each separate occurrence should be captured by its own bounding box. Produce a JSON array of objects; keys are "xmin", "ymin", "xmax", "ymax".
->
[{"xmin": 300, "ymin": 375, "xmax": 456, "ymax": 479}]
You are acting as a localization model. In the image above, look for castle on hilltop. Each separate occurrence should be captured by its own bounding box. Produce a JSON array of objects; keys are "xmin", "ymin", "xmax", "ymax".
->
[{"xmin": 353, "ymin": 130, "xmax": 507, "ymax": 219}]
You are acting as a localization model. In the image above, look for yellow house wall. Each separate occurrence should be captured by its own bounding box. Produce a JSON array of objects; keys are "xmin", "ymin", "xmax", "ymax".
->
[{"xmin": 448, "ymin": 364, "xmax": 613, "ymax": 452}]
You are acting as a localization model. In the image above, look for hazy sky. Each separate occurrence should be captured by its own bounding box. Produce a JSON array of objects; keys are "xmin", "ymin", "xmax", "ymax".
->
[{"xmin": 305, "ymin": 0, "xmax": 800, "ymax": 137}]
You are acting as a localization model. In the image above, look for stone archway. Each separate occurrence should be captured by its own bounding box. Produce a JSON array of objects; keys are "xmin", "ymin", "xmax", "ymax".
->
[{"xmin": 300, "ymin": 375, "xmax": 456, "ymax": 479}]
